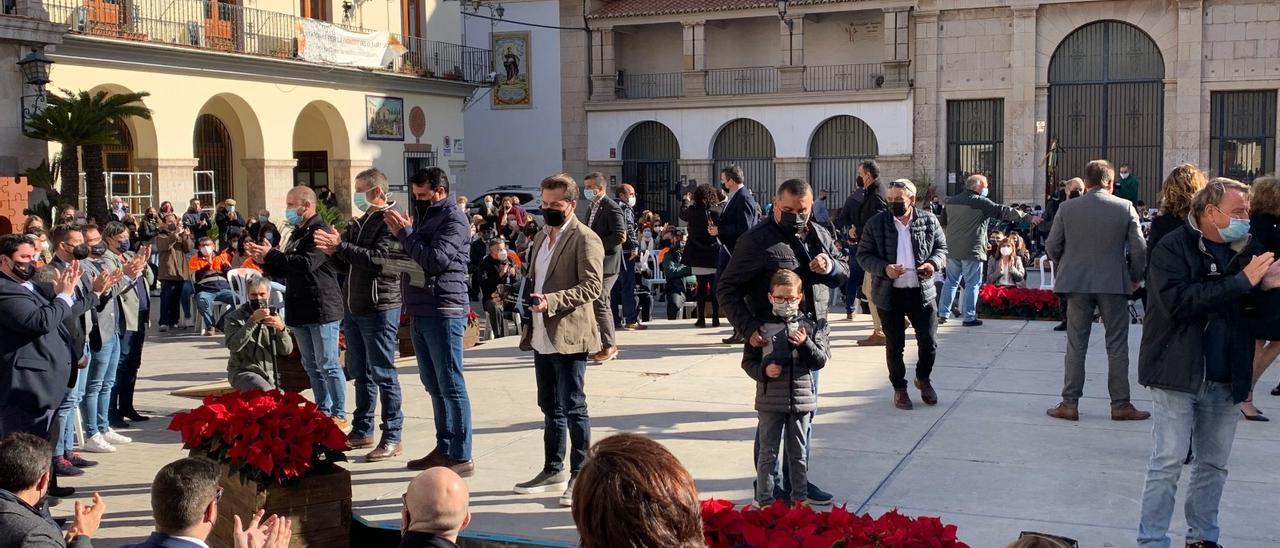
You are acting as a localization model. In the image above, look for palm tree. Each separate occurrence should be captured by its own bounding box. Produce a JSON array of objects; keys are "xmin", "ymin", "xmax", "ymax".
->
[{"xmin": 26, "ymin": 89, "xmax": 151, "ymax": 223}]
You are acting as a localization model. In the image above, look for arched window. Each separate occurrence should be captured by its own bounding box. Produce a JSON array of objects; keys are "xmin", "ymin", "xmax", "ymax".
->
[
  {"xmin": 712, "ymin": 118, "xmax": 776, "ymax": 201},
  {"xmin": 809, "ymin": 115, "xmax": 878, "ymax": 206},
  {"xmin": 621, "ymin": 121, "xmax": 680, "ymax": 220}
]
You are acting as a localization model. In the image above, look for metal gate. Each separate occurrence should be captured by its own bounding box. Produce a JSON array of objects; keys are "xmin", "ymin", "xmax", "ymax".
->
[
  {"xmin": 194, "ymin": 113, "xmax": 234, "ymax": 204},
  {"xmin": 947, "ymin": 99, "xmax": 1004, "ymax": 200},
  {"xmin": 1210, "ymin": 90, "xmax": 1277, "ymax": 183},
  {"xmin": 1048, "ymin": 20, "xmax": 1164, "ymax": 203},
  {"xmin": 621, "ymin": 121, "xmax": 680, "ymax": 220},
  {"xmin": 713, "ymin": 118, "xmax": 776, "ymax": 204},
  {"xmin": 108, "ymin": 172, "xmax": 154, "ymax": 218},
  {"xmin": 809, "ymin": 115, "xmax": 878, "ymax": 206}
]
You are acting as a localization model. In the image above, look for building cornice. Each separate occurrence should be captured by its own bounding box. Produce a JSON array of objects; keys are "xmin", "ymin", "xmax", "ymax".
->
[
  {"xmin": 50, "ymin": 35, "xmax": 480, "ymax": 99},
  {"xmin": 0, "ymin": 14, "xmax": 64, "ymax": 45},
  {"xmin": 585, "ymin": 87, "xmax": 910, "ymax": 112},
  {"xmin": 588, "ymin": 0, "xmax": 915, "ymax": 26}
]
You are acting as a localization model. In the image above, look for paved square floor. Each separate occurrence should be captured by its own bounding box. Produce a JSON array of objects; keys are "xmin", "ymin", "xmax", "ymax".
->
[{"xmin": 69, "ymin": 313, "xmax": 1280, "ymax": 547}]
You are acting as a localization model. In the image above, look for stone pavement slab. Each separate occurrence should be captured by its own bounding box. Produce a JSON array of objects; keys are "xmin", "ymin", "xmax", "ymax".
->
[{"xmin": 63, "ymin": 316, "xmax": 1280, "ymax": 547}]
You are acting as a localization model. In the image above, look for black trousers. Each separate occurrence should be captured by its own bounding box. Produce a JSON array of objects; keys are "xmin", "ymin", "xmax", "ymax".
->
[
  {"xmin": 534, "ymin": 352, "xmax": 590, "ymax": 475},
  {"xmin": 878, "ymin": 288, "xmax": 938, "ymax": 390}
]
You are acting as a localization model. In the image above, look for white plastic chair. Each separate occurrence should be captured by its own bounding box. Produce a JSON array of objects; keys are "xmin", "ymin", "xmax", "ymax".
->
[
  {"xmin": 226, "ymin": 268, "xmax": 258, "ymax": 306},
  {"xmin": 1036, "ymin": 256, "xmax": 1055, "ymax": 290},
  {"xmin": 643, "ymin": 250, "xmax": 665, "ymax": 300}
]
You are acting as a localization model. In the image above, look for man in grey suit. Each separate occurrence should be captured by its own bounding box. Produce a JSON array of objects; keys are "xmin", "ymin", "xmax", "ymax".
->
[
  {"xmin": 582, "ymin": 173, "xmax": 625, "ymax": 364},
  {"xmin": 0, "ymin": 432, "xmax": 104, "ymax": 548},
  {"xmin": 1045, "ymin": 160, "xmax": 1150, "ymax": 421}
]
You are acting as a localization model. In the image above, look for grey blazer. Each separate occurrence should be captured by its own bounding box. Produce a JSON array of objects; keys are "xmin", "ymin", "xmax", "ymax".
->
[
  {"xmin": 0, "ymin": 490, "xmax": 93, "ymax": 548},
  {"xmin": 101, "ymin": 250, "xmax": 155, "ymax": 333},
  {"xmin": 1046, "ymin": 188, "xmax": 1147, "ymax": 295}
]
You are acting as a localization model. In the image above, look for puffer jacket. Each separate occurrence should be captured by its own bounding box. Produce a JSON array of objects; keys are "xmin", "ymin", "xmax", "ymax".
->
[
  {"xmin": 222, "ymin": 303, "xmax": 293, "ymax": 387},
  {"xmin": 333, "ymin": 204, "xmax": 402, "ymax": 315},
  {"xmin": 717, "ymin": 218, "xmax": 847, "ymax": 341},
  {"xmin": 398, "ymin": 197, "xmax": 470, "ymax": 318},
  {"xmin": 742, "ymin": 316, "xmax": 826, "ymax": 414},
  {"xmin": 1140, "ymin": 218, "xmax": 1258, "ymax": 403},
  {"xmin": 155, "ymin": 229, "xmax": 191, "ymax": 281},
  {"xmin": 857, "ymin": 208, "xmax": 948, "ymax": 312}
]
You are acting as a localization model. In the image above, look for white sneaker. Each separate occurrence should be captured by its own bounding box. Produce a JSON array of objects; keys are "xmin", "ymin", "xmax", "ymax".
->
[
  {"xmin": 103, "ymin": 429, "xmax": 132, "ymax": 445},
  {"xmin": 81, "ymin": 433, "xmax": 117, "ymax": 453}
]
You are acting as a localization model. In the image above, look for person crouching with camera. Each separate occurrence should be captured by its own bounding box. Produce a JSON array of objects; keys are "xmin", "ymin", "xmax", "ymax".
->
[{"xmin": 223, "ymin": 276, "xmax": 292, "ymax": 391}]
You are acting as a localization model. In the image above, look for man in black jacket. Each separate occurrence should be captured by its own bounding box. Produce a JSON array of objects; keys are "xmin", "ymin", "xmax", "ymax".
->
[
  {"xmin": 712, "ymin": 165, "xmax": 760, "ymax": 344},
  {"xmin": 718, "ymin": 178, "xmax": 847, "ymax": 506},
  {"xmin": 581, "ymin": 173, "xmax": 625, "ymax": 363},
  {"xmin": 315, "ymin": 168, "xmax": 405, "ymax": 462},
  {"xmin": 1136, "ymin": 179, "xmax": 1280, "ymax": 547},
  {"xmin": 246, "ymin": 186, "xmax": 347, "ymax": 428},
  {"xmin": 852, "ymin": 161, "xmax": 888, "ymax": 346},
  {"xmin": 857, "ymin": 180, "xmax": 947, "ymax": 410}
]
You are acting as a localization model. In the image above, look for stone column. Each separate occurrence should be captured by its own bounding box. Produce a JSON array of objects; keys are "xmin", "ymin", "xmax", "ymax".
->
[
  {"xmin": 682, "ymin": 21, "xmax": 706, "ymax": 97},
  {"xmin": 1004, "ymin": 5, "xmax": 1038, "ymax": 204},
  {"xmin": 779, "ymin": 18, "xmax": 804, "ymax": 67},
  {"xmin": 681, "ymin": 160, "xmax": 714, "ymax": 187},
  {"xmin": 911, "ymin": 10, "xmax": 941, "ymax": 184},
  {"xmin": 330, "ymin": 159, "xmax": 373, "ymax": 218},
  {"xmin": 590, "ymin": 28, "xmax": 617, "ymax": 101},
  {"xmin": 1174, "ymin": 0, "xmax": 1205, "ymax": 170},
  {"xmin": 135, "ymin": 158, "xmax": 197, "ymax": 208},
  {"xmin": 775, "ymin": 158, "xmax": 809, "ymax": 186},
  {"xmin": 242, "ymin": 159, "xmax": 296, "ymax": 218}
]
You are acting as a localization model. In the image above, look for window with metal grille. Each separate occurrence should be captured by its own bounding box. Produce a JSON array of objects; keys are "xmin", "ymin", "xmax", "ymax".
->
[
  {"xmin": 193, "ymin": 114, "xmax": 233, "ymax": 203},
  {"xmin": 947, "ymin": 99, "xmax": 1004, "ymax": 200},
  {"xmin": 1211, "ymin": 90, "xmax": 1277, "ymax": 183},
  {"xmin": 809, "ymin": 115, "xmax": 878, "ymax": 208},
  {"xmin": 713, "ymin": 118, "xmax": 776, "ymax": 203},
  {"xmin": 402, "ymin": 151, "xmax": 438, "ymax": 193}
]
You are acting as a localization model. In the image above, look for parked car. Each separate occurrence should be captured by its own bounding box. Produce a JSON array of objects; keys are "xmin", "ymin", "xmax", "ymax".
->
[{"xmin": 467, "ymin": 185, "xmax": 543, "ymax": 222}]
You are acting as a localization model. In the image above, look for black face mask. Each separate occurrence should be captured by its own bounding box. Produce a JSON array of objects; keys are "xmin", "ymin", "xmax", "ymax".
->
[
  {"xmin": 89, "ymin": 243, "xmax": 107, "ymax": 258},
  {"xmin": 7, "ymin": 259, "xmax": 36, "ymax": 282},
  {"xmin": 856, "ymin": 176, "xmax": 864, "ymax": 187},
  {"xmin": 890, "ymin": 201, "xmax": 909, "ymax": 218},
  {"xmin": 778, "ymin": 212, "xmax": 808, "ymax": 234},
  {"xmin": 674, "ymin": 241, "xmax": 686, "ymax": 253},
  {"xmin": 70, "ymin": 243, "xmax": 90, "ymax": 261},
  {"xmin": 543, "ymin": 207, "xmax": 567, "ymax": 228},
  {"xmin": 1068, "ymin": 190, "xmax": 1082, "ymax": 199}
]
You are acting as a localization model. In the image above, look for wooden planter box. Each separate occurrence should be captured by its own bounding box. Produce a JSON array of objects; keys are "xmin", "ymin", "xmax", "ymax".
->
[
  {"xmin": 397, "ymin": 324, "xmax": 414, "ymax": 358},
  {"xmin": 211, "ymin": 464, "xmax": 351, "ymax": 548},
  {"xmin": 276, "ymin": 350, "xmax": 348, "ymax": 394},
  {"xmin": 463, "ymin": 322, "xmax": 480, "ymax": 349}
]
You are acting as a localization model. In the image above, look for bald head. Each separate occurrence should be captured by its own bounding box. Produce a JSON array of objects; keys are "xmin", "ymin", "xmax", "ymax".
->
[
  {"xmin": 402, "ymin": 468, "xmax": 470, "ymax": 541},
  {"xmin": 286, "ymin": 185, "xmax": 317, "ymax": 220}
]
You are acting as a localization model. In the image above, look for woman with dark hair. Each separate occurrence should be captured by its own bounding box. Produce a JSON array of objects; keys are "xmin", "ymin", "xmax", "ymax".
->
[
  {"xmin": 572, "ymin": 434, "xmax": 703, "ymax": 548},
  {"xmin": 680, "ymin": 183, "xmax": 722, "ymax": 328}
]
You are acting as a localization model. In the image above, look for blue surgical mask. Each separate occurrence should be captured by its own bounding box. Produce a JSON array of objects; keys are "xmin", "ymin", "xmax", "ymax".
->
[
  {"xmin": 980, "ymin": 187, "xmax": 990, "ymax": 198},
  {"xmin": 285, "ymin": 208, "xmax": 302, "ymax": 226},
  {"xmin": 583, "ymin": 188, "xmax": 597, "ymax": 201},
  {"xmin": 1214, "ymin": 207, "xmax": 1250, "ymax": 242},
  {"xmin": 353, "ymin": 191, "xmax": 371, "ymax": 212},
  {"xmin": 117, "ymin": 240, "xmax": 131, "ymax": 252}
]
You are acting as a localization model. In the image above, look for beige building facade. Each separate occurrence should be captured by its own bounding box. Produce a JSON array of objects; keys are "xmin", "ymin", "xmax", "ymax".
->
[
  {"xmin": 562, "ymin": 0, "xmax": 1279, "ymax": 217},
  {"xmin": 9, "ymin": 0, "xmax": 489, "ymax": 218}
]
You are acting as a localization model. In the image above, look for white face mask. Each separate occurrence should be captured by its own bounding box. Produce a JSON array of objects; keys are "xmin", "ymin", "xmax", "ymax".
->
[
  {"xmin": 201, "ymin": 246, "xmax": 214, "ymax": 256},
  {"xmin": 999, "ymin": 246, "xmax": 1013, "ymax": 256}
]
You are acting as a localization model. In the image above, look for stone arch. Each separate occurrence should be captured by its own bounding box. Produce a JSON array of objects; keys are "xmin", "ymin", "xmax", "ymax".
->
[
  {"xmin": 195, "ymin": 93, "xmax": 265, "ymax": 206},
  {"xmin": 292, "ymin": 100, "xmax": 354, "ymax": 213},
  {"xmin": 712, "ymin": 118, "xmax": 776, "ymax": 200},
  {"xmin": 620, "ymin": 120, "xmax": 681, "ymax": 220},
  {"xmin": 86, "ymin": 83, "xmax": 158, "ymax": 161},
  {"xmin": 807, "ymin": 115, "xmax": 879, "ymax": 206},
  {"xmin": 1036, "ymin": 9, "xmax": 1176, "ymax": 87}
]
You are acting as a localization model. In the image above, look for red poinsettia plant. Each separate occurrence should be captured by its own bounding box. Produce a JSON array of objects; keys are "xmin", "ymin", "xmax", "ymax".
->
[
  {"xmin": 169, "ymin": 390, "xmax": 348, "ymax": 488},
  {"xmin": 467, "ymin": 308, "xmax": 480, "ymax": 329},
  {"xmin": 701, "ymin": 499, "xmax": 969, "ymax": 548},
  {"xmin": 978, "ymin": 284, "xmax": 1062, "ymax": 320}
]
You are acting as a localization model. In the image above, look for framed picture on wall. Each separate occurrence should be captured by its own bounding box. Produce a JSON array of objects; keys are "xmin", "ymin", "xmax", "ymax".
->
[
  {"xmin": 492, "ymin": 31, "xmax": 531, "ymax": 109},
  {"xmin": 365, "ymin": 95, "xmax": 405, "ymax": 141}
]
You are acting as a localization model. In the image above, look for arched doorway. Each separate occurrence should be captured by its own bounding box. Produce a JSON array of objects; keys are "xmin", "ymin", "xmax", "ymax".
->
[
  {"xmin": 809, "ymin": 115, "xmax": 878, "ymax": 207},
  {"xmin": 1048, "ymin": 20, "xmax": 1164, "ymax": 203},
  {"xmin": 713, "ymin": 118, "xmax": 776, "ymax": 203},
  {"xmin": 292, "ymin": 100, "xmax": 352, "ymax": 213},
  {"xmin": 621, "ymin": 121, "xmax": 680, "ymax": 221},
  {"xmin": 194, "ymin": 114, "xmax": 233, "ymax": 206}
]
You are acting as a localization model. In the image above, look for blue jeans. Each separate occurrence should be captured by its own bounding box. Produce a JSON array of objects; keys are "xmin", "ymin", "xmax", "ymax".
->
[
  {"xmin": 81, "ymin": 335, "xmax": 120, "ymax": 435},
  {"xmin": 411, "ymin": 316, "xmax": 472, "ymax": 461},
  {"xmin": 345, "ymin": 309, "xmax": 404, "ymax": 443},
  {"xmin": 534, "ymin": 352, "xmax": 590, "ymax": 474},
  {"xmin": 55, "ymin": 367, "xmax": 87, "ymax": 454},
  {"xmin": 845, "ymin": 254, "xmax": 865, "ymax": 313},
  {"xmin": 1138, "ymin": 383, "xmax": 1241, "ymax": 547},
  {"xmin": 196, "ymin": 287, "xmax": 237, "ymax": 328},
  {"xmin": 611, "ymin": 254, "xmax": 639, "ymax": 325},
  {"xmin": 938, "ymin": 258, "xmax": 983, "ymax": 322},
  {"xmin": 293, "ymin": 321, "xmax": 346, "ymax": 418}
]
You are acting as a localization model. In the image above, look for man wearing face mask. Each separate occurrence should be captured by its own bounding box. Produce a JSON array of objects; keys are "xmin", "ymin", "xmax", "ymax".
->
[
  {"xmin": 110, "ymin": 197, "xmax": 129, "ymax": 222},
  {"xmin": 938, "ymin": 174, "xmax": 1036, "ymax": 327},
  {"xmin": 478, "ymin": 194, "xmax": 499, "ymax": 230},
  {"xmin": 100, "ymin": 222, "xmax": 154, "ymax": 429},
  {"xmin": 222, "ymin": 276, "xmax": 293, "ymax": 391},
  {"xmin": 246, "ymin": 209, "xmax": 281, "ymax": 249},
  {"xmin": 1115, "ymin": 163, "xmax": 1140, "ymax": 204},
  {"xmin": 581, "ymin": 173, "xmax": 625, "ymax": 363},
  {"xmin": 1042, "ymin": 177, "xmax": 1085, "ymax": 331},
  {"xmin": 314, "ymin": 168, "xmax": 407, "ymax": 462},
  {"xmin": 1046, "ymin": 160, "xmax": 1149, "ymax": 422},
  {"xmin": 215, "ymin": 199, "xmax": 246, "ymax": 250},
  {"xmin": 1136, "ymin": 178, "xmax": 1280, "ymax": 547},
  {"xmin": 612, "ymin": 183, "xmax": 643, "ymax": 331},
  {"xmin": 718, "ymin": 178, "xmax": 847, "ymax": 507},
  {"xmin": 245, "ymin": 186, "xmax": 347, "ymax": 430},
  {"xmin": 182, "ymin": 199, "xmax": 211, "ymax": 242},
  {"xmin": 712, "ymin": 166, "xmax": 761, "ymax": 345},
  {"xmin": 381, "ymin": 167, "xmax": 475, "ymax": 477},
  {"xmin": 858, "ymin": 180, "xmax": 948, "ymax": 410}
]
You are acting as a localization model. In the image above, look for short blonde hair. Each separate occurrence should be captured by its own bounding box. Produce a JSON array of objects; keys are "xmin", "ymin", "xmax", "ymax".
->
[{"xmin": 1249, "ymin": 176, "xmax": 1280, "ymax": 216}]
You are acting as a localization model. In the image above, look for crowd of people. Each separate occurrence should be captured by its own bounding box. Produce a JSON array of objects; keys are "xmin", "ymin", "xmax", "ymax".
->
[{"xmin": 2, "ymin": 153, "xmax": 1280, "ymax": 547}]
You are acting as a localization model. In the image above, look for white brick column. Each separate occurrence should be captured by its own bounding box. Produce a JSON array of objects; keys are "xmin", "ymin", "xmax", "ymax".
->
[
  {"xmin": 912, "ymin": 9, "xmax": 941, "ymax": 184},
  {"xmin": 1174, "ymin": 0, "xmax": 1205, "ymax": 170},
  {"xmin": 682, "ymin": 21, "xmax": 707, "ymax": 97},
  {"xmin": 1006, "ymin": 5, "xmax": 1039, "ymax": 203},
  {"xmin": 590, "ymin": 27, "xmax": 617, "ymax": 101}
]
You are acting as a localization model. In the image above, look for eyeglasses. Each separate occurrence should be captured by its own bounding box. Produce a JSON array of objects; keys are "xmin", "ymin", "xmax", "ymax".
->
[{"xmin": 769, "ymin": 295, "xmax": 801, "ymax": 304}]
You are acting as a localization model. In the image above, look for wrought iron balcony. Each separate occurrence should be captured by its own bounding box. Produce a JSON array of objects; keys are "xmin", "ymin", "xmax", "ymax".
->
[
  {"xmin": 40, "ymin": 0, "xmax": 492, "ymax": 83},
  {"xmin": 705, "ymin": 66, "xmax": 780, "ymax": 96},
  {"xmin": 804, "ymin": 62, "xmax": 894, "ymax": 92},
  {"xmin": 616, "ymin": 71, "xmax": 682, "ymax": 99}
]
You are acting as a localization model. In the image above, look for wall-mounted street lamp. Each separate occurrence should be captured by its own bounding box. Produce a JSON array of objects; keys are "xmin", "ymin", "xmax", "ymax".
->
[
  {"xmin": 776, "ymin": 0, "xmax": 794, "ymax": 65},
  {"xmin": 341, "ymin": 0, "xmax": 353, "ymax": 21},
  {"xmin": 776, "ymin": 0, "xmax": 791, "ymax": 29},
  {"xmin": 18, "ymin": 47, "xmax": 53, "ymax": 136}
]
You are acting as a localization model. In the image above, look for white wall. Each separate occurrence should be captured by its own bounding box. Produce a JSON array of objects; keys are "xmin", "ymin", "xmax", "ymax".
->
[
  {"xmin": 706, "ymin": 17, "xmax": 778, "ymax": 69},
  {"xmin": 804, "ymin": 11, "xmax": 883, "ymax": 67},
  {"xmin": 586, "ymin": 98, "xmax": 915, "ymax": 160},
  {"xmin": 616, "ymin": 23, "xmax": 683, "ymax": 74},
  {"xmin": 461, "ymin": 0, "xmax": 563, "ymax": 197}
]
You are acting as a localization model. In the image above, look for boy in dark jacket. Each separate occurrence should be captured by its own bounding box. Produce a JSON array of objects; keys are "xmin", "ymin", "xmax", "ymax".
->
[{"xmin": 742, "ymin": 270, "xmax": 827, "ymax": 508}]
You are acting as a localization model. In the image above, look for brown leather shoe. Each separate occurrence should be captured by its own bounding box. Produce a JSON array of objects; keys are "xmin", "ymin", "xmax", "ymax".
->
[
  {"xmin": 346, "ymin": 435, "xmax": 375, "ymax": 450},
  {"xmin": 447, "ymin": 459, "xmax": 476, "ymax": 478},
  {"xmin": 857, "ymin": 333, "xmax": 887, "ymax": 347},
  {"xmin": 894, "ymin": 390, "xmax": 913, "ymax": 410},
  {"xmin": 407, "ymin": 448, "xmax": 447, "ymax": 470},
  {"xmin": 365, "ymin": 442, "xmax": 403, "ymax": 462},
  {"xmin": 590, "ymin": 346, "xmax": 619, "ymax": 364},
  {"xmin": 1046, "ymin": 402, "xmax": 1079, "ymax": 421},
  {"xmin": 1111, "ymin": 403, "xmax": 1152, "ymax": 421},
  {"xmin": 623, "ymin": 323, "xmax": 648, "ymax": 331},
  {"xmin": 845, "ymin": 312, "xmax": 854, "ymax": 321},
  {"xmin": 914, "ymin": 379, "xmax": 938, "ymax": 406}
]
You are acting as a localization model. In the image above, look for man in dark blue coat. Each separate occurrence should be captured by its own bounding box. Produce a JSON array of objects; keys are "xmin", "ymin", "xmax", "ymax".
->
[
  {"xmin": 712, "ymin": 165, "xmax": 760, "ymax": 344},
  {"xmin": 384, "ymin": 167, "xmax": 475, "ymax": 478}
]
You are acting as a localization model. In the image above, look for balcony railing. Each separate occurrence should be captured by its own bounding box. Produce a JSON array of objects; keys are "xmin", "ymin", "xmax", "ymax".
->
[
  {"xmin": 617, "ymin": 71, "xmax": 682, "ymax": 99},
  {"xmin": 705, "ymin": 66, "xmax": 780, "ymax": 96},
  {"xmin": 804, "ymin": 63, "xmax": 889, "ymax": 92},
  {"xmin": 41, "ymin": 0, "xmax": 491, "ymax": 83}
]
